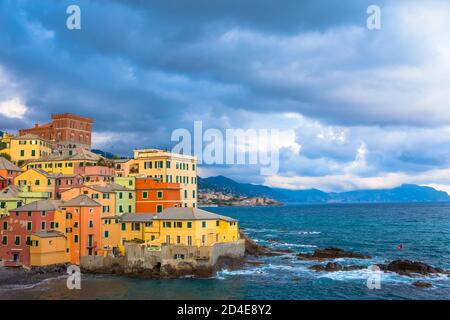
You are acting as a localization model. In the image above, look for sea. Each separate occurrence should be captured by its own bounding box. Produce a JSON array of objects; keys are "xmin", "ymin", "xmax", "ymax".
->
[{"xmin": 0, "ymin": 203, "xmax": 449, "ymax": 300}]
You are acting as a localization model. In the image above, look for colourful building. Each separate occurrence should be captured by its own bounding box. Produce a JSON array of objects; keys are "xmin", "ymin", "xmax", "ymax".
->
[
  {"xmin": 24, "ymin": 148, "xmax": 110, "ymax": 176},
  {"xmin": 151, "ymin": 207, "xmax": 239, "ymax": 246},
  {"xmin": 58, "ymin": 195, "xmax": 102, "ymax": 264},
  {"xmin": 0, "ymin": 132, "xmax": 15, "ymax": 157},
  {"xmin": 0, "ymin": 156, "xmax": 21, "ymax": 187},
  {"xmin": 125, "ymin": 149, "xmax": 198, "ymax": 208},
  {"xmin": 0, "ymin": 185, "xmax": 48, "ymax": 217},
  {"xmin": 18, "ymin": 113, "xmax": 93, "ymax": 150},
  {"xmin": 9, "ymin": 134, "xmax": 52, "ymax": 164},
  {"xmin": 135, "ymin": 177, "xmax": 181, "ymax": 214},
  {"xmin": 14, "ymin": 168, "xmax": 83, "ymax": 200},
  {"xmin": 99, "ymin": 208, "xmax": 239, "ymax": 256},
  {"xmin": 29, "ymin": 231, "xmax": 68, "ymax": 266},
  {"xmin": 0, "ymin": 200, "xmax": 61, "ymax": 267}
]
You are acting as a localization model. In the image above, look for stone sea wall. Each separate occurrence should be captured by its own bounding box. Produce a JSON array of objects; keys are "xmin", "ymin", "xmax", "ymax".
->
[{"xmin": 80, "ymin": 240, "xmax": 245, "ymax": 278}]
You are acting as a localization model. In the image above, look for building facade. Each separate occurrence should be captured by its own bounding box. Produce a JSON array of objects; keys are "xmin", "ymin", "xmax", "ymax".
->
[
  {"xmin": 19, "ymin": 113, "xmax": 93, "ymax": 150},
  {"xmin": 9, "ymin": 134, "xmax": 52, "ymax": 164}
]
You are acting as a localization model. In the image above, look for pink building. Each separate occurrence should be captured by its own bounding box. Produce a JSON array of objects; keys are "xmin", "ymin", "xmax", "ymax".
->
[{"xmin": 74, "ymin": 165, "xmax": 114, "ymax": 184}]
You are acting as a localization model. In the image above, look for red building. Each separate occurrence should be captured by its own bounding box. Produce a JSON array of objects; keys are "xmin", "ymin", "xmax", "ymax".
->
[
  {"xmin": 135, "ymin": 177, "xmax": 181, "ymax": 214},
  {"xmin": 19, "ymin": 113, "xmax": 93, "ymax": 150},
  {"xmin": 0, "ymin": 200, "xmax": 60, "ymax": 267}
]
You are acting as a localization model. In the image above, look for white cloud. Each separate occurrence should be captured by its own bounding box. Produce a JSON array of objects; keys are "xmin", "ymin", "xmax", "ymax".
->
[{"xmin": 0, "ymin": 97, "xmax": 27, "ymax": 119}]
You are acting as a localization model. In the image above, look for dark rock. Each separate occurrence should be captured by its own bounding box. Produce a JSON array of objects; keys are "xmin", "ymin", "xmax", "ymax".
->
[
  {"xmin": 324, "ymin": 262, "xmax": 343, "ymax": 272},
  {"xmin": 343, "ymin": 265, "xmax": 366, "ymax": 271},
  {"xmin": 239, "ymin": 231, "xmax": 292, "ymax": 257},
  {"xmin": 297, "ymin": 247, "xmax": 371, "ymax": 260},
  {"xmin": 384, "ymin": 260, "xmax": 443, "ymax": 277},
  {"xmin": 309, "ymin": 263, "xmax": 366, "ymax": 272},
  {"xmin": 412, "ymin": 281, "xmax": 433, "ymax": 288}
]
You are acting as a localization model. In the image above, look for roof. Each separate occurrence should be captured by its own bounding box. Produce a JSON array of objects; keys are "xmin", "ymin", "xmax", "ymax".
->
[
  {"xmin": 27, "ymin": 148, "xmax": 102, "ymax": 163},
  {"xmin": 155, "ymin": 207, "xmax": 237, "ymax": 222},
  {"xmin": 120, "ymin": 212, "xmax": 154, "ymax": 223},
  {"xmin": 21, "ymin": 168, "xmax": 80, "ymax": 179},
  {"xmin": 32, "ymin": 231, "xmax": 65, "ymax": 238},
  {"xmin": 14, "ymin": 199, "xmax": 61, "ymax": 212},
  {"xmin": 89, "ymin": 183, "xmax": 132, "ymax": 193},
  {"xmin": 11, "ymin": 134, "xmax": 47, "ymax": 141},
  {"xmin": 113, "ymin": 158, "xmax": 132, "ymax": 163},
  {"xmin": 0, "ymin": 157, "xmax": 21, "ymax": 171},
  {"xmin": 0, "ymin": 185, "xmax": 19, "ymax": 199},
  {"xmin": 62, "ymin": 195, "xmax": 101, "ymax": 207}
]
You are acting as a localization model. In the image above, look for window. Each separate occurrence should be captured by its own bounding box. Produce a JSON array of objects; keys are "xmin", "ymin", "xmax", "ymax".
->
[
  {"xmin": 50, "ymin": 222, "xmax": 55, "ymax": 229},
  {"xmin": 41, "ymin": 221, "xmax": 46, "ymax": 230},
  {"xmin": 176, "ymin": 236, "xmax": 181, "ymax": 244},
  {"xmin": 74, "ymin": 222, "xmax": 78, "ymax": 228},
  {"xmin": 187, "ymin": 236, "xmax": 192, "ymax": 246},
  {"xmin": 119, "ymin": 192, "xmax": 123, "ymax": 199},
  {"xmin": 103, "ymin": 193, "xmax": 110, "ymax": 199},
  {"xmin": 74, "ymin": 235, "xmax": 79, "ymax": 243},
  {"xmin": 216, "ymin": 220, "xmax": 219, "ymax": 227},
  {"xmin": 192, "ymin": 164, "xmax": 196, "ymax": 171},
  {"xmin": 14, "ymin": 236, "xmax": 20, "ymax": 245},
  {"xmin": 163, "ymin": 221, "xmax": 172, "ymax": 228},
  {"xmin": 121, "ymin": 223, "xmax": 126, "ymax": 231},
  {"xmin": 31, "ymin": 150, "xmax": 36, "ymax": 157},
  {"xmin": 156, "ymin": 205, "xmax": 163, "ymax": 213},
  {"xmin": 166, "ymin": 161, "xmax": 171, "ymax": 168},
  {"xmin": 102, "ymin": 206, "xmax": 109, "ymax": 213},
  {"xmin": 104, "ymin": 231, "xmax": 109, "ymax": 238},
  {"xmin": 187, "ymin": 222, "xmax": 192, "ymax": 228},
  {"xmin": 20, "ymin": 150, "xmax": 24, "ymax": 157},
  {"xmin": 128, "ymin": 205, "xmax": 132, "ymax": 212},
  {"xmin": 174, "ymin": 221, "xmax": 182, "ymax": 228},
  {"xmin": 26, "ymin": 236, "xmax": 31, "ymax": 245},
  {"xmin": 202, "ymin": 221, "xmax": 206, "ymax": 228},
  {"xmin": 28, "ymin": 211, "xmax": 32, "ymax": 217},
  {"xmin": 89, "ymin": 220, "xmax": 93, "ymax": 228},
  {"xmin": 157, "ymin": 191, "xmax": 163, "ymax": 199},
  {"xmin": 202, "ymin": 235, "xmax": 206, "ymax": 245},
  {"xmin": 119, "ymin": 205, "xmax": 123, "ymax": 213},
  {"xmin": 41, "ymin": 211, "xmax": 46, "ymax": 217},
  {"xmin": 132, "ymin": 223, "xmax": 140, "ymax": 231},
  {"xmin": 128, "ymin": 193, "xmax": 133, "ymax": 199},
  {"xmin": 1, "ymin": 236, "xmax": 7, "ymax": 245},
  {"xmin": 2, "ymin": 221, "xmax": 7, "ymax": 230},
  {"xmin": 142, "ymin": 191, "xmax": 148, "ymax": 199},
  {"xmin": 27, "ymin": 222, "xmax": 32, "ymax": 231}
]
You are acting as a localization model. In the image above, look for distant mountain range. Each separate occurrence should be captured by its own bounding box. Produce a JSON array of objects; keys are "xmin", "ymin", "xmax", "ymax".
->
[{"xmin": 199, "ymin": 175, "xmax": 450, "ymax": 203}]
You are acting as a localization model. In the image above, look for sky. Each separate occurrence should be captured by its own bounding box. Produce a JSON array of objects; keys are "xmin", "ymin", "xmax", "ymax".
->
[{"xmin": 1, "ymin": 0, "xmax": 450, "ymax": 192}]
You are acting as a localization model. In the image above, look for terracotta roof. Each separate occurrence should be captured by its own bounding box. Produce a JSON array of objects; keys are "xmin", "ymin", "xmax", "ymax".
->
[
  {"xmin": 11, "ymin": 133, "xmax": 47, "ymax": 140},
  {"xmin": 155, "ymin": 207, "xmax": 237, "ymax": 222},
  {"xmin": 0, "ymin": 157, "xmax": 21, "ymax": 171},
  {"xmin": 61, "ymin": 195, "xmax": 101, "ymax": 207}
]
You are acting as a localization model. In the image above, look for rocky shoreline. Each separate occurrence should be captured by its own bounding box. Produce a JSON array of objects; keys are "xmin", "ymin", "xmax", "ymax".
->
[
  {"xmin": 0, "ymin": 264, "xmax": 69, "ymax": 289},
  {"xmin": 1, "ymin": 234, "xmax": 448, "ymax": 289}
]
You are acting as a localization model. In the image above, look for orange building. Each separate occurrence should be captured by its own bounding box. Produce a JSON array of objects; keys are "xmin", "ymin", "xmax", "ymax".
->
[
  {"xmin": 19, "ymin": 113, "xmax": 93, "ymax": 150},
  {"xmin": 135, "ymin": 177, "xmax": 181, "ymax": 214},
  {"xmin": 58, "ymin": 195, "xmax": 102, "ymax": 264}
]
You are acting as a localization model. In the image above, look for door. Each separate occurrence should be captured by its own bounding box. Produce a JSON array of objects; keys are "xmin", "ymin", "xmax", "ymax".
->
[{"xmin": 13, "ymin": 253, "xmax": 19, "ymax": 262}]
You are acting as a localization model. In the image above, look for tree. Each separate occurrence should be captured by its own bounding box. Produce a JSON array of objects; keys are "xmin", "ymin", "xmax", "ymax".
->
[{"xmin": 0, "ymin": 141, "xmax": 6, "ymax": 150}]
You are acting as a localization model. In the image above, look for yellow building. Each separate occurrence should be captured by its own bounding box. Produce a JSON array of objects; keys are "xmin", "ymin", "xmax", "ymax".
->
[
  {"xmin": 129, "ymin": 149, "xmax": 198, "ymax": 208},
  {"xmin": 30, "ymin": 231, "xmax": 69, "ymax": 266},
  {"xmin": 100, "ymin": 208, "xmax": 239, "ymax": 255},
  {"xmin": 151, "ymin": 207, "xmax": 239, "ymax": 246},
  {"xmin": 9, "ymin": 134, "xmax": 52, "ymax": 164},
  {"xmin": 0, "ymin": 132, "xmax": 16, "ymax": 157},
  {"xmin": 14, "ymin": 168, "xmax": 55, "ymax": 199},
  {"xmin": 23, "ymin": 148, "xmax": 103, "ymax": 175}
]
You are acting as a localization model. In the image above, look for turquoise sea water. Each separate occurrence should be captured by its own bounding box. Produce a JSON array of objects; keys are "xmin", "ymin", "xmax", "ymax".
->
[{"xmin": 1, "ymin": 203, "xmax": 449, "ymax": 300}]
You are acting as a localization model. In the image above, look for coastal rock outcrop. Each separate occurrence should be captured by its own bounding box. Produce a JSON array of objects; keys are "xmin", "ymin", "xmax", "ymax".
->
[
  {"xmin": 412, "ymin": 281, "xmax": 433, "ymax": 288},
  {"xmin": 308, "ymin": 262, "xmax": 366, "ymax": 272},
  {"xmin": 378, "ymin": 260, "xmax": 445, "ymax": 277},
  {"xmin": 297, "ymin": 247, "xmax": 371, "ymax": 260},
  {"xmin": 240, "ymin": 231, "xmax": 294, "ymax": 257}
]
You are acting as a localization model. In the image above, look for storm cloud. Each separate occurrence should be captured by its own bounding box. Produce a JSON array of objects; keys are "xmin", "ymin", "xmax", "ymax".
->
[{"xmin": 1, "ymin": 0, "xmax": 450, "ymax": 192}]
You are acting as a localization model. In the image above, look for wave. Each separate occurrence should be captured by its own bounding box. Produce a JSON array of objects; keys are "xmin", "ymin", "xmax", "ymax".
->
[{"xmin": 0, "ymin": 274, "xmax": 68, "ymax": 291}]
